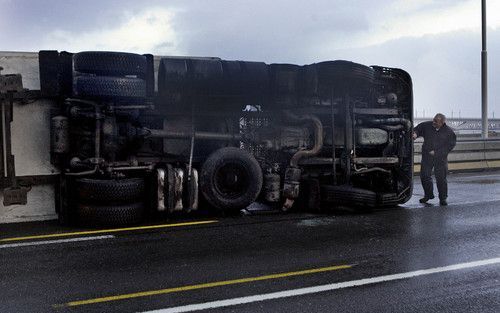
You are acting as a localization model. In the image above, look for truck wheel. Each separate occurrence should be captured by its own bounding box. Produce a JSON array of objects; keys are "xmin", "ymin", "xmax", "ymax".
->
[
  {"xmin": 76, "ymin": 202, "xmax": 144, "ymax": 226},
  {"xmin": 73, "ymin": 76, "xmax": 146, "ymax": 99},
  {"xmin": 74, "ymin": 51, "xmax": 147, "ymax": 76},
  {"xmin": 75, "ymin": 177, "xmax": 145, "ymax": 203},
  {"xmin": 200, "ymin": 147, "xmax": 263, "ymax": 213},
  {"xmin": 320, "ymin": 185, "xmax": 377, "ymax": 207},
  {"xmin": 183, "ymin": 168, "xmax": 199, "ymax": 213}
]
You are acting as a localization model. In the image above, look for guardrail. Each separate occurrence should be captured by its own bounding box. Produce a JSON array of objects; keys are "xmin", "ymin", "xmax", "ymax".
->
[{"xmin": 414, "ymin": 139, "xmax": 500, "ymax": 173}]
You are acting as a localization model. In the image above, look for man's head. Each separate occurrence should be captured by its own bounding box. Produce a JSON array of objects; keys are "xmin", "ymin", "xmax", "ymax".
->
[{"xmin": 432, "ymin": 113, "xmax": 446, "ymax": 129}]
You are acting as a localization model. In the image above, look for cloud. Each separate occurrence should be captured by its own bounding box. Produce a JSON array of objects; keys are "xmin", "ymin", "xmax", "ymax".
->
[
  {"xmin": 154, "ymin": 0, "xmax": 500, "ymax": 65},
  {"xmin": 342, "ymin": 0, "xmax": 500, "ymax": 48},
  {"xmin": 2, "ymin": 1, "xmax": 498, "ymax": 118},
  {"xmin": 165, "ymin": 0, "xmax": 376, "ymax": 63},
  {"xmin": 330, "ymin": 28, "xmax": 500, "ymax": 118},
  {"xmin": 40, "ymin": 7, "xmax": 181, "ymax": 54}
]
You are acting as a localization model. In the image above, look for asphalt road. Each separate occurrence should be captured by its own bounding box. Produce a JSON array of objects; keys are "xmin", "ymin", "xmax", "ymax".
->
[{"xmin": 1, "ymin": 171, "xmax": 499, "ymax": 313}]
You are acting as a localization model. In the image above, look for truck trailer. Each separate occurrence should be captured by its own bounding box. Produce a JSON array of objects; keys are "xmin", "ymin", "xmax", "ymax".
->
[{"xmin": 0, "ymin": 51, "xmax": 413, "ymax": 225}]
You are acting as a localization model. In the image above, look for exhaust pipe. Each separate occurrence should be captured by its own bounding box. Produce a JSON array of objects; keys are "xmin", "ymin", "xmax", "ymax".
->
[{"xmin": 282, "ymin": 111, "xmax": 324, "ymax": 210}]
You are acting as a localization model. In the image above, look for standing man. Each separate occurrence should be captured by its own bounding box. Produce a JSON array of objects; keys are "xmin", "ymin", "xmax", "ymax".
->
[{"xmin": 413, "ymin": 113, "xmax": 456, "ymax": 205}]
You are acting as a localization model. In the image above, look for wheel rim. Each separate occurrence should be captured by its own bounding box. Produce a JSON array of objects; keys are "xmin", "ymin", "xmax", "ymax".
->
[{"xmin": 214, "ymin": 162, "xmax": 250, "ymax": 200}]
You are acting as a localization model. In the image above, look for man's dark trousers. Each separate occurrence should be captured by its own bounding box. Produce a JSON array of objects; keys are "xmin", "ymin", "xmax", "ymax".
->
[{"xmin": 420, "ymin": 153, "xmax": 448, "ymax": 200}]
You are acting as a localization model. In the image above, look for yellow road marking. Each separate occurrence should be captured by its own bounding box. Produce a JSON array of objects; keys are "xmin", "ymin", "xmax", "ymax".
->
[
  {"xmin": 58, "ymin": 264, "xmax": 352, "ymax": 307},
  {"xmin": 0, "ymin": 220, "xmax": 218, "ymax": 242}
]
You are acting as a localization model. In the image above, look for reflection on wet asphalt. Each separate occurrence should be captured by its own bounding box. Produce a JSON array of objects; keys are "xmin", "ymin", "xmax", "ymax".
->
[{"xmin": 0, "ymin": 171, "xmax": 499, "ymax": 313}]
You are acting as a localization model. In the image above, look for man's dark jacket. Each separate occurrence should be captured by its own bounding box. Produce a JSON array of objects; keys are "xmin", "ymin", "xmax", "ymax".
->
[{"xmin": 414, "ymin": 121, "xmax": 456, "ymax": 159}]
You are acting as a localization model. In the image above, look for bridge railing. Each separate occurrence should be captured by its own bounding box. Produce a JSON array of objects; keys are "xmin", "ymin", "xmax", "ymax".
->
[{"xmin": 414, "ymin": 139, "xmax": 500, "ymax": 173}]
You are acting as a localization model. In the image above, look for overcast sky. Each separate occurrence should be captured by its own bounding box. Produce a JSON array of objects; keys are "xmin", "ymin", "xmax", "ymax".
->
[{"xmin": 1, "ymin": 0, "xmax": 498, "ymax": 118}]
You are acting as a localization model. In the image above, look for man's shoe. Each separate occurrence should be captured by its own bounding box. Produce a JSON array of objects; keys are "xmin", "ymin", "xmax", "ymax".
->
[
  {"xmin": 439, "ymin": 199, "xmax": 448, "ymax": 206},
  {"xmin": 419, "ymin": 196, "xmax": 434, "ymax": 203}
]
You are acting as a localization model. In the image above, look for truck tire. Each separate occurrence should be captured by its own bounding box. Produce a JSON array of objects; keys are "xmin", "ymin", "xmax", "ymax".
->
[
  {"xmin": 76, "ymin": 202, "xmax": 144, "ymax": 226},
  {"xmin": 320, "ymin": 185, "xmax": 377, "ymax": 207},
  {"xmin": 73, "ymin": 76, "xmax": 146, "ymax": 99},
  {"xmin": 200, "ymin": 147, "xmax": 263, "ymax": 212},
  {"xmin": 74, "ymin": 51, "xmax": 147, "ymax": 76},
  {"xmin": 75, "ymin": 177, "xmax": 145, "ymax": 203},
  {"xmin": 183, "ymin": 169, "xmax": 199, "ymax": 213}
]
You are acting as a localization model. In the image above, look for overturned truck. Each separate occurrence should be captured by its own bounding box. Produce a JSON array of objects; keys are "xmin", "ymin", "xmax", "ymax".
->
[{"xmin": 38, "ymin": 51, "xmax": 413, "ymax": 225}]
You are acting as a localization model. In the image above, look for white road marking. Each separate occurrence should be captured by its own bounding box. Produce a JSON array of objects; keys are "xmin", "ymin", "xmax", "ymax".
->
[
  {"xmin": 0, "ymin": 235, "xmax": 115, "ymax": 249},
  {"xmin": 141, "ymin": 257, "xmax": 500, "ymax": 313}
]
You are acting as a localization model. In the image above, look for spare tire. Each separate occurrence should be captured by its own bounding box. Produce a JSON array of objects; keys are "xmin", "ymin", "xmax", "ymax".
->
[
  {"xmin": 200, "ymin": 147, "xmax": 263, "ymax": 212},
  {"xmin": 75, "ymin": 177, "xmax": 145, "ymax": 203},
  {"xmin": 76, "ymin": 202, "xmax": 144, "ymax": 226},
  {"xmin": 74, "ymin": 51, "xmax": 147, "ymax": 76},
  {"xmin": 73, "ymin": 76, "xmax": 146, "ymax": 99}
]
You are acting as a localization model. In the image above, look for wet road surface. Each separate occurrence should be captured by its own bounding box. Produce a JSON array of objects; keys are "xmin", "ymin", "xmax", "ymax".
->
[{"xmin": 1, "ymin": 171, "xmax": 499, "ymax": 313}]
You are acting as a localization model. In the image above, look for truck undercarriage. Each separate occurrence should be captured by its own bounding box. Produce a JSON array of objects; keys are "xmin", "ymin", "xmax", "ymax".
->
[{"xmin": 37, "ymin": 51, "xmax": 413, "ymax": 225}]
